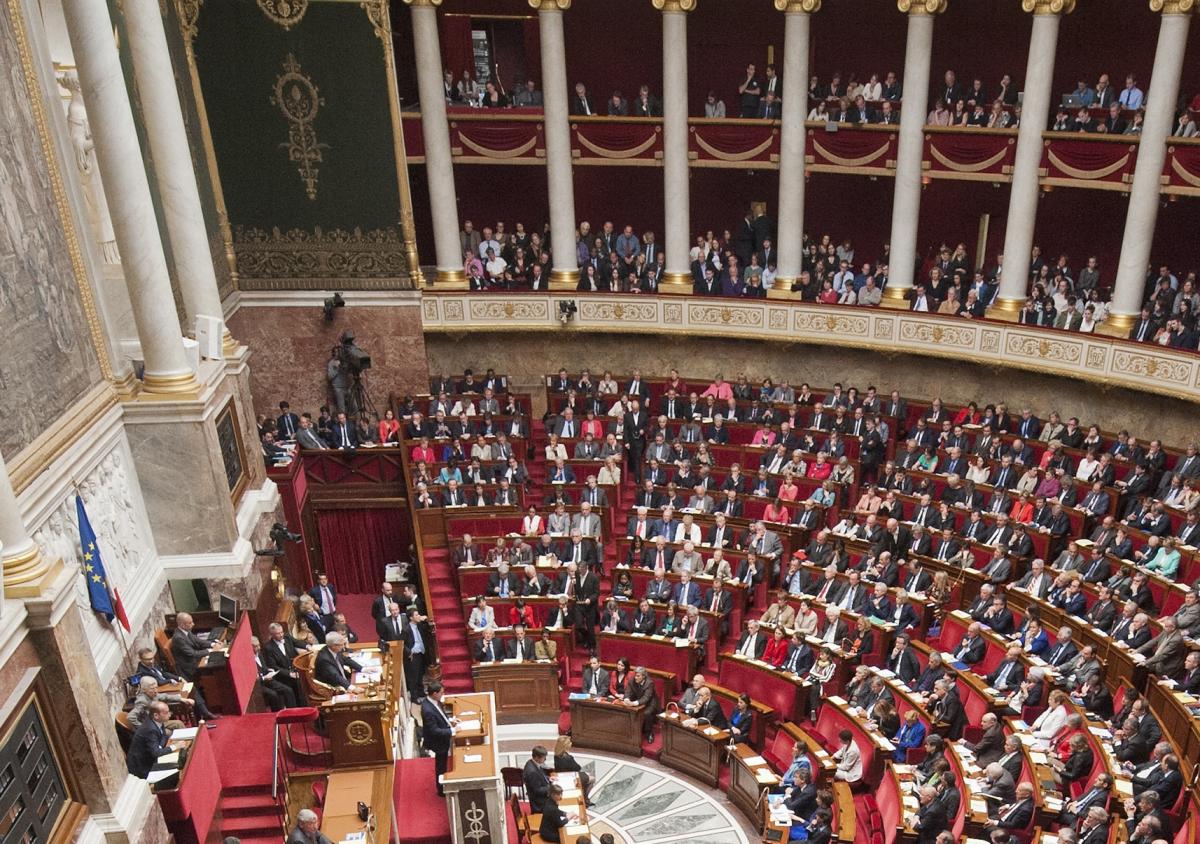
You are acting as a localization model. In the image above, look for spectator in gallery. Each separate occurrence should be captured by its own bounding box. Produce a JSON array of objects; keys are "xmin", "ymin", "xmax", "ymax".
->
[
  {"xmin": 705, "ymin": 91, "xmax": 726, "ymax": 118},
  {"xmin": 1118, "ymin": 74, "xmax": 1144, "ymax": 110},
  {"xmin": 607, "ymin": 90, "xmax": 628, "ymax": 116},
  {"xmin": 512, "ymin": 78, "xmax": 543, "ymax": 108},
  {"xmin": 738, "ymin": 62, "xmax": 763, "ymax": 117}
]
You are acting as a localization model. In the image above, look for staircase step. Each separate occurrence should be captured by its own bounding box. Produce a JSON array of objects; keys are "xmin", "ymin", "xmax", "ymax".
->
[
  {"xmin": 221, "ymin": 784, "xmax": 275, "ymax": 797},
  {"xmin": 220, "ymin": 815, "xmax": 283, "ymax": 836},
  {"xmin": 221, "ymin": 794, "xmax": 281, "ymax": 817}
]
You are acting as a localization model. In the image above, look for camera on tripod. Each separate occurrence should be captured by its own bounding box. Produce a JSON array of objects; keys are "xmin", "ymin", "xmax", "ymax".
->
[
  {"xmin": 338, "ymin": 329, "xmax": 372, "ymax": 374},
  {"xmin": 328, "ymin": 330, "xmax": 375, "ymax": 418},
  {"xmin": 255, "ymin": 521, "xmax": 302, "ymax": 557}
]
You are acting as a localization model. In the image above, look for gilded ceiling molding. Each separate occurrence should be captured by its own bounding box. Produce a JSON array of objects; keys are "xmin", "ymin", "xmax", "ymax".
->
[
  {"xmin": 232, "ymin": 226, "xmax": 410, "ymax": 290},
  {"xmin": 1149, "ymin": 0, "xmax": 1197, "ymax": 13},
  {"xmin": 257, "ymin": 0, "xmax": 308, "ymax": 29},
  {"xmin": 897, "ymin": 0, "xmax": 947, "ymax": 13},
  {"xmin": 361, "ymin": 0, "xmax": 388, "ymax": 41},
  {"xmin": 1020, "ymin": 0, "xmax": 1076, "ymax": 13},
  {"xmin": 774, "ymin": 0, "xmax": 822, "ymax": 12},
  {"xmin": 652, "ymin": 0, "xmax": 697, "ymax": 11},
  {"xmin": 528, "ymin": 0, "xmax": 571, "ymax": 10}
]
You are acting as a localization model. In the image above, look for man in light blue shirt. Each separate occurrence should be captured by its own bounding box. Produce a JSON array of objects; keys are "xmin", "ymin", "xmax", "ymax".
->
[
  {"xmin": 1119, "ymin": 74, "xmax": 1144, "ymax": 110},
  {"xmin": 1069, "ymin": 78, "xmax": 1096, "ymax": 107}
]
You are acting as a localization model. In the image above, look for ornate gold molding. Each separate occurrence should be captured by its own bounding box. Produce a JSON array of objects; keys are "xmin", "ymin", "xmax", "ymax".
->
[
  {"xmin": 257, "ymin": 0, "xmax": 308, "ymax": 29},
  {"xmin": 528, "ymin": 0, "xmax": 571, "ymax": 10},
  {"xmin": 652, "ymin": 0, "xmax": 697, "ymax": 10},
  {"xmin": 1149, "ymin": 0, "xmax": 1197, "ymax": 13},
  {"xmin": 7, "ymin": 0, "xmax": 112, "ymax": 381},
  {"xmin": 233, "ymin": 225, "xmax": 410, "ymax": 290},
  {"xmin": 897, "ymin": 0, "xmax": 947, "ymax": 13},
  {"xmin": 177, "ymin": 0, "xmax": 202, "ymax": 47},
  {"xmin": 271, "ymin": 53, "xmax": 327, "ymax": 201},
  {"xmin": 402, "ymin": 0, "xmax": 443, "ymax": 5},
  {"xmin": 774, "ymin": 0, "xmax": 821, "ymax": 11},
  {"xmin": 1021, "ymin": 0, "xmax": 1076, "ymax": 13}
]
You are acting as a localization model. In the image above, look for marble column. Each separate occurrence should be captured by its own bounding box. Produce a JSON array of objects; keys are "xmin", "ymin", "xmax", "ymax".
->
[
  {"xmin": 531, "ymin": 0, "xmax": 581, "ymax": 289},
  {"xmin": 770, "ymin": 0, "xmax": 818, "ymax": 298},
  {"xmin": 883, "ymin": 0, "xmax": 946, "ymax": 305},
  {"xmin": 405, "ymin": 0, "xmax": 467, "ymax": 288},
  {"xmin": 61, "ymin": 0, "xmax": 198, "ymax": 394},
  {"xmin": 654, "ymin": 0, "xmax": 696, "ymax": 292},
  {"xmin": 0, "ymin": 453, "xmax": 57, "ymax": 599},
  {"xmin": 994, "ymin": 0, "xmax": 1074, "ymax": 316},
  {"xmin": 124, "ymin": 0, "xmax": 234, "ymax": 353},
  {"xmin": 1109, "ymin": 1, "xmax": 1195, "ymax": 333}
]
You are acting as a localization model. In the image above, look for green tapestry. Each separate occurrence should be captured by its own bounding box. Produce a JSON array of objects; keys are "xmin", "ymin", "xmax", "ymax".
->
[{"xmin": 188, "ymin": 0, "xmax": 411, "ymax": 290}]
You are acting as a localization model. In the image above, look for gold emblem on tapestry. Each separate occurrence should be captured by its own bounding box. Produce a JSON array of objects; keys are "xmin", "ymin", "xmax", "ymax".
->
[
  {"xmin": 271, "ymin": 53, "xmax": 327, "ymax": 200},
  {"xmin": 257, "ymin": 0, "xmax": 308, "ymax": 28}
]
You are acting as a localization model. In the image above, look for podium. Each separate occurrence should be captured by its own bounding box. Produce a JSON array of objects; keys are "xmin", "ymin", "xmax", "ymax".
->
[
  {"xmin": 569, "ymin": 697, "xmax": 646, "ymax": 756},
  {"xmin": 444, "ymin": 692, "xmax": 508, "ymax": 844},
  {"xmin": 471, "ymin": 661, "xmax": 559, "ymax": 723},
  {"xmin": 658, "ymin": 711, "xmax": 729, "ymax": 787},
  {"xmin": 324, "ymin": 698, "xmax": 391, "ymax": 768}
]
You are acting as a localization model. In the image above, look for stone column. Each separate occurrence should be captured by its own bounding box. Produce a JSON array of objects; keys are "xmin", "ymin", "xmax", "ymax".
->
[
  {"xmin": 405, "ymin": 0, "xmax": 467, "ymax": 288},
  {"xmin": 1109, "ymin": 0, "xmax": 1195, "ymax": 332},
  {"xmin": 531, "ymin": 0, "xmax": 581, "ymax": 289},
  {"xmin": 124, "ymin": 0, "xmax": 234, "ymax": 353},
  {"xmin": 882, "ymin": 0, "xmax": 946, "ymax": 305},
  {"xmin": 770, "ymin": 0, "xmax": 819, "ymax": 297},
  {"xmin": 0, "ymin": 454, "xmax": 58, "ymax": 599},
  {"xmin": 654, "ymin": 0, "xmax": 696, "ymax": 292},
  {"xmin": 61, "ymin": 0, "xmax": 198, "ymax": 394},
  {"xmin": 994, "ymin": 0, "xmax": 1074, "ymax": 316}
]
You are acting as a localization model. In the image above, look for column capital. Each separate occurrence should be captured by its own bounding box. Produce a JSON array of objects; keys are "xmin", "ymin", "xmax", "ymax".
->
[
  {"xmin": 1149, "ymin": 0, "xmax": 1198, "ymax": 14},
  {"xmin": 1020, "ymin": 0, "xmax": 1075, "ymax": 14},
  {"xmin": 651, "ymin": 0, "xmax": 697, "ymax": 11},
  {"xmin": 897, "ymin": 0, "xmax": 947, "ymax": 13},
  {"xmin": 528, "ymin": 0, "xmax": 571, "ymax": 10},
  {"xmin": 402, "ymin": 0, "xmax": 443, "ymax": 6},
  {"xmin": 775, "ymin": 0, "xmax": 820, "ymax": 12}
]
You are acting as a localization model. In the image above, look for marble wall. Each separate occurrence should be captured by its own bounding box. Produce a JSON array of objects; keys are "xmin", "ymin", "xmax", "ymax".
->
[
  {"xmin": 425, "ymin": 333, "xmax": 1200, "ymax": 448},
  {"xmin": 228, "ymin": 300, "xmax": 430, "ymax": 416}
]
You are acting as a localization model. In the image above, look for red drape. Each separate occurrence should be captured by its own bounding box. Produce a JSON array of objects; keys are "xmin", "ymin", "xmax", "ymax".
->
[
  {"xmin": 521, "ymin": 19, "xmax": 541, "ymax": 84},
  {"xmin": 440, "ymin": 16, "xmax": 474, "ymax": 81},
  {"xmin": 316, "ymin": 507, "xmax": 410, "ymax": 593}
]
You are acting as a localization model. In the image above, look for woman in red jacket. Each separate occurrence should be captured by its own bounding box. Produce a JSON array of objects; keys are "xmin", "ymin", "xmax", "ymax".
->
[{"xmin": 762, "ymin": 624, "xmax": 790, "ymax": 667}]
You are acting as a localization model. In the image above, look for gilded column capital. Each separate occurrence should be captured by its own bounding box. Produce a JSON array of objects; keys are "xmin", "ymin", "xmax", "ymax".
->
[
  {"xmin": 897, "ymin": 0, "xmax": 947, "ymax": 13},
  {"xmin": 1149, "ymin": 0, "xmax": 1198, "ymax": 14},
  {"xmin": 1020, "ymin": 0, "xmax": 1075, "ymax": 13},
  {"xmin": 774, "ymin": 0, "xmax": 821, "ymax": 12},
  {"xmin": 651, "ymin": 0, "xmax": 697, "ymax": 11},
  {"xmin": 402, "ymin": 0, "xmax": 443, "ymax": 5},
  {"xmin": 528, "ymin": 0, "xmax": 571, "ymax": 10}
]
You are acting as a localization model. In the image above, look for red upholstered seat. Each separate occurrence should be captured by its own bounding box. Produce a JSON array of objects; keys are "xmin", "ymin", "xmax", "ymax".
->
[{"xmin": 275, "ymin": 706, "xmax": 320, "ymax": 725}]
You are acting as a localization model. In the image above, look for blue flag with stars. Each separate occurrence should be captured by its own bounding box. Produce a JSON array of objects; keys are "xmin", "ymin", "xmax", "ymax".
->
[{"xmin": 77, "ymin": 496, "xmax": 129, "ymax": 630}]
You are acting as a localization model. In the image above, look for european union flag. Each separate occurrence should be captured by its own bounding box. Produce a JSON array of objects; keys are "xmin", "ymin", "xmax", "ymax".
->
[{"xmin": 77, "ymin": 496, "xmax": 130, "ymax": 630}]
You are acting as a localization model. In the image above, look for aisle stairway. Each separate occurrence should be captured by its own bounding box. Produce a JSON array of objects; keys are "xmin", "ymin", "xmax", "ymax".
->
[{"xmin": 425, "ymin": 545, "xmax": 473, "ymax": 693}]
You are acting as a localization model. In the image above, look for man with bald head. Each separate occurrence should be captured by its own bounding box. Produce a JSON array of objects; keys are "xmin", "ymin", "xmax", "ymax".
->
[
  {"xmin": 170, "ymin": 612, "xmax": 223, "ymax": 683},
  {"xmin": 127, "ymin": 700, "xmax": 177, "ymax": 780}
]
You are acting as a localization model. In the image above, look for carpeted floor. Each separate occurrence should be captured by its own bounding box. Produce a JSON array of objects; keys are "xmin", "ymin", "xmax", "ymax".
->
[
  {"xmin": 394, "ymin": 757, "xmax": 452, "ymax": 844},
  {"xmin": 339, "ymin": 592, "xmax": 377, "ymax": 642},
  {"xmin": 207, "ymin": 712, "xmax": 279, "ymax": 788}
]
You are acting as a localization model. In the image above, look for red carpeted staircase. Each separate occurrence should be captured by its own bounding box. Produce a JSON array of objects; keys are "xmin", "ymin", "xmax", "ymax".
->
[
  {"xmin": 425, "ymin": 545, "xmax": 473, "ymax": 693},
  {"xmin": 217, "ymin": 784, "xmax": 283, "ymax": 844}
]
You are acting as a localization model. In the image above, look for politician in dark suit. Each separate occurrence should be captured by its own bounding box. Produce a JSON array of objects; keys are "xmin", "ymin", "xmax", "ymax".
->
[
  {"xmin": 127, "ymin": 702, "xmax": 176, "ymax": 780},
  {"xmin": 169, "ymin": 612, "xmax": 217, "ymax": 681},
  {"xmin": 422, "ymin": 683, "xmax": 455, "ymax": 795},
  {"xmin": 375, "ymin": 602, "xmax": 407, "ymax": 645},
  {"xmin": 314, "ymin": 632, "xmax": 362, "ymax": 689}
]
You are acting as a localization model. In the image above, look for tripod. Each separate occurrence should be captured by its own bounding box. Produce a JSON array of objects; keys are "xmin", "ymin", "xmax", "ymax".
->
[{"xmin": 348, "ymin": 371, "xmax": 376, "ymax": 420}]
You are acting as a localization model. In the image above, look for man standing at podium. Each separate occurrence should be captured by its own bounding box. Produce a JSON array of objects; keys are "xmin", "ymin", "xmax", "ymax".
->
[{"xmin": 421, "ymin": 682, "xmax": 455, "ymax": 797}]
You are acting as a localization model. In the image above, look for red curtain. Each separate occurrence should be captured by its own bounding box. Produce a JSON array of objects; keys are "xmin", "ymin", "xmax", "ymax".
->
[
  {"xmin": 441, "ymin": 16, "xmax": 474, "ymax": 81},
  {"xmin": 315, "ymin": 507, "xmax": 410, "ymax": 593},
  {"xmin": 522, "ymin": 19, "xmax": 541, "ymax": 84}
]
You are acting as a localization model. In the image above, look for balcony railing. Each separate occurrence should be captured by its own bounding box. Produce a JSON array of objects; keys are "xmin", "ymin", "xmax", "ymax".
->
[
  {"xmin": 420, "ymin": 291, "xmax": 1200, "ymax": 405},
  {"xmin": 400, "ymin": 111, "xmax": 1200, "ymax": 195}
]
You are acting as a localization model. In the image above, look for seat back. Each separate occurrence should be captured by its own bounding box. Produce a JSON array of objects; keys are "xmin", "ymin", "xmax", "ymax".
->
[
  {"xmin": 114, "ymin": 711, "xmax": 134, "ymax": 753},
  {"xmin": 155, "ymin": 629, "xmax": 178, "ymax": 674}
]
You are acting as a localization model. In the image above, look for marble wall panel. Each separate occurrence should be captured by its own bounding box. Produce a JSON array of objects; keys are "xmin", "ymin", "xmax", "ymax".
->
[{"xmin": 228, "ymin": 302, "xmax": 430, "ymax": 417}]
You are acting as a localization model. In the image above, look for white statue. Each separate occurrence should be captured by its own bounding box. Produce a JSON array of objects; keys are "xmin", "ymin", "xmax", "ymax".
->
[{"xmin": 59, "ymin": 71, "xmax": 119, "ymax": 264}]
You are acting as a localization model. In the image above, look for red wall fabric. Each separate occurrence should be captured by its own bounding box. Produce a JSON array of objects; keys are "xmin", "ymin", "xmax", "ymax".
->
[
  {"xmin": 315, "ymin": 507, "xmax": 411, "ymax": 593},
  {"xmin": 157, "ymin": 726, "xmax": 221, "ymax": 844}
]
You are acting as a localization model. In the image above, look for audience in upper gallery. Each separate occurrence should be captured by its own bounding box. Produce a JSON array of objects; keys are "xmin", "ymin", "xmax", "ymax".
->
[{"xmin": 453, "ymin": 213, "xmax": 1200, "ymax": 344}]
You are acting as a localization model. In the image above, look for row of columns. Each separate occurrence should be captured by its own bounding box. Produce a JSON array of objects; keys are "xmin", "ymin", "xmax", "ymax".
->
[
  {"xmin": 61, "ymin": 0, "xmax": 233, "ymax": 393},
  {"xmin": 0, "ymin": 0, "xmax": 243, "ymax": 595},
  {"xmin": 408, "ymin": 0, "xmax": 1195, "ymax": 325}
]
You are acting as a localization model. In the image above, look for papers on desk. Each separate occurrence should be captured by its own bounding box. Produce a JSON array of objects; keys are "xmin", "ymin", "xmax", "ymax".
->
[
  {"xmin": 147, "ymin": 768, "xmax": 178, "ymax": 784},
  {"xmin": 742, "ymin": 755, "xmax": 768, "ymax": 766},
  {"xmin": 1115, "ymin": 778, "xmax": 1134, "ymax": 797},
  {"xmin": 565, "ymin": 825, "xmax": 590, "ymax": 837},
  {"xmin": 463, "ymin": 754, "xmax": 483, "ymax": 763},
  {"xmin": 702, "ymin": 727, "xmax": 721, "ymax": 737},
  {"xmin": 170, "ymin": 727, "xmax": 199, "ymax": 741},
  {"xmin": 158, "ymin": 752, "xmax": 181, "ymax": 765},
  {"xmin": 673, "ymin": 639, "xmax": 691, "ymax": 649},
  {"xmin": 457, "ymin": 719, "xmax": 482, "ymax": 732},
  {"xmin": 568, "ymin": 693, "xmax": 593, "ymax": 701}
]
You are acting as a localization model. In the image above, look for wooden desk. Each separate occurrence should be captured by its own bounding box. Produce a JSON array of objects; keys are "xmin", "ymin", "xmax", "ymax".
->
[
  {"xmin": 657, "ymin": 710, "xmax": 730, "ymax": 787},
  {"xmin": 718, "ymin": 653, "xmax": 810, "ymax": 724},
  {"xmin": 727, "ymin": 743, "xmax": 780, "ymax": 831},
  {"xmin": 470, "ymin": 661, "xmax": 559, "ymax": 723},
  {"xmin": 319, "ymin": 647, "xmax": 401, "ymax": 769},
  {"xmin": 598, "ymin": 632, "xmax": 699, "ymax": 686},
  {"xmin": 320, "ymin": 766, "xmax": 395, "ymax": 842},
  {"xmin": 549, "ymin": 771, "xmax": 593, "ymax": 844},
  {"xmin": 569, "ymin": 697, "xmax": 646, "ymax": 756},
  {"xmin": 443, "ymin": 692, "xmax": 506, "ymax": 844}
]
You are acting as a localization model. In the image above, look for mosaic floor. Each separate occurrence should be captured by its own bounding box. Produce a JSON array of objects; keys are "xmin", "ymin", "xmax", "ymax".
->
[{"xmin": 497, "ymin": 751, "xmax": 753, "ymax": 844}]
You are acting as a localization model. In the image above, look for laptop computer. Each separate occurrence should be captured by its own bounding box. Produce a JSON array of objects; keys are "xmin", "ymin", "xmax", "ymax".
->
[{"xmin": 1062, "ymin": 94, "xmax": 1084, "ymax": 110}]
